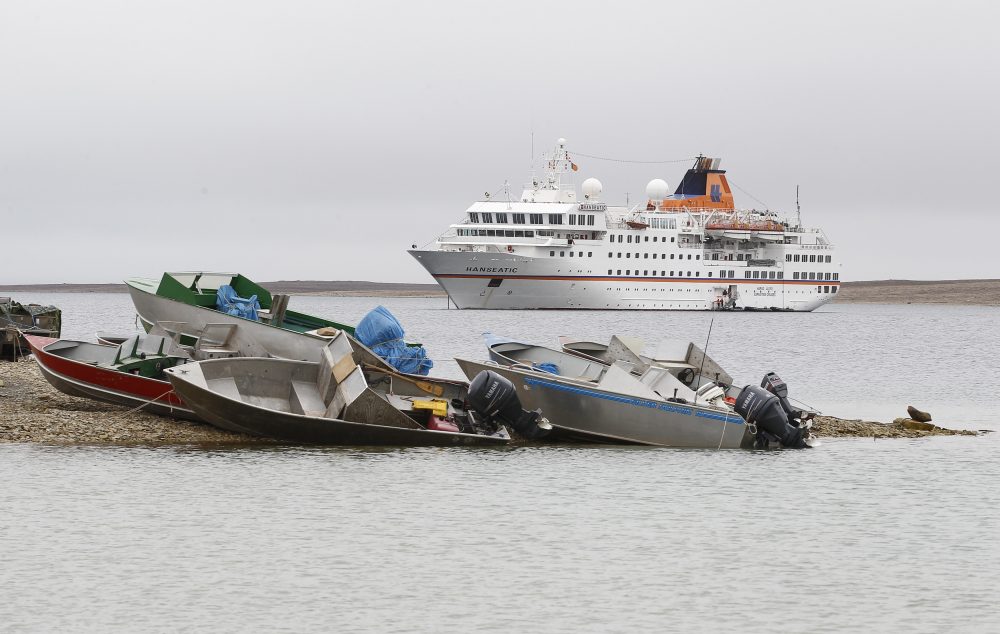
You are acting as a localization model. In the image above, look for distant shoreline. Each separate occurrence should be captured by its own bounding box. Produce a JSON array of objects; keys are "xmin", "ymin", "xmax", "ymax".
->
[
  {"xmin": 1, "ymin": 279, "xmax": 998, "ymax": 306},
  {"xmin": 832, "ymin": 279, "xmax": 1000, "ymax": 306},
  {"xmin": 0, "ymin": 281, "xmax": 449, "ymax": 298}
]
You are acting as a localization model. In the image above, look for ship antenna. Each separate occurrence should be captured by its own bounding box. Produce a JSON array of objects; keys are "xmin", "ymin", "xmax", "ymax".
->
[
  {"xmin": 530, "ymin": 131, "xmax": 535, "ymax": 172},
  {"xmin": 796, "ymin": 185, "xmax": 802, "ymax": 228},
  {"xmin": 692, "ymin": 317, "xmax": 715, "ymax": 406}
]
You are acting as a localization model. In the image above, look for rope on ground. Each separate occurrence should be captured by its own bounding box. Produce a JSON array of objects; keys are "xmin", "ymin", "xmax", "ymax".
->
[{"xmin": 117, "ymin": 390, "xmax": 175, "ymax": 418}]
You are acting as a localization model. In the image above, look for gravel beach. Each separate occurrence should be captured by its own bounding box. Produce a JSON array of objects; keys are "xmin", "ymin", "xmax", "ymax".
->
[
  {"xmin": 0, "ymin": 357, "xmax": 263, "ymax": 445},
  {"xmin": 0, "ymin": 357, "xmax": 978, "ymax": 445}
]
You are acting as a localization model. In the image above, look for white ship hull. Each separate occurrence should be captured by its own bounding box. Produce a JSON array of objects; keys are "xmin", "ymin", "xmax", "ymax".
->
[
  {"xmin": 410, "ymin": 250, "xmax": 836, "ymax": 311},
  {"xmin": 409, "ymin": 140, "xmax": 841, "ymax": 313}
]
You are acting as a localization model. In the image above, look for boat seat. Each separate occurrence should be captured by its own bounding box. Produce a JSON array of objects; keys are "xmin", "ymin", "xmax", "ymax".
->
[
  {"xmin": 194, "ymin": 323, "xmax": 239, "ymax": 358},
  {"xmin": 325, "ymin": 365, "xmax": 367, "ymax": 419},
  {"xmin": 112, "ymin": 334, "xmax": 172, "ymax": 364},
  {"xmin": 289, "ymin": 380, "xmax": 327, "ymax": 417},
  {"xmin": 640, "ymin": 365, "xmax": 696, "ymax": 401},
  {"xmin": 136, "ymin": 335, "xmax": 171, "ymax": 357},
  {"xmin": 150, "ymin": 322, "xmax": 190, "ymax": 348},
  {"xmin": 316, "ymin": 331, "xmax": 356, "ymax": 404},
  {"xmin": 599, "ymin": 362, "xmax": 664, "ymax": 401},
  {"xmin": 695, "ymin": 383, "xmax": 726, "ymax": 402},
  {"xmin": 207, "ymin": 377, "xmax": 243, "ymax": 402},
  {"xmin": 113, "ymin": 334, "xmax": 142, "ymax": 364}
]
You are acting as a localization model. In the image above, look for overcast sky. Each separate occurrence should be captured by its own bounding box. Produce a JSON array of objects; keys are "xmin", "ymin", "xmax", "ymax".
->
[{"xmin": 2, "ymin": 0, "xmax": 996, "ymax": 284}]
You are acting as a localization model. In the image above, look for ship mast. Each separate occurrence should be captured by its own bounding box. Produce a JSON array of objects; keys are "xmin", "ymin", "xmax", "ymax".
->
[{"xmin": 796, "ymin": 185, "xmax": 802, "ymax": 229}]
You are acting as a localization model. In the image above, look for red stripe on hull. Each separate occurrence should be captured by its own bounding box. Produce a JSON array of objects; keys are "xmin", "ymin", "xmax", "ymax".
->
[
  {"xmin": 25, "ymin": 337, "xmax": 184, "ymax": 407},
  {"xmin": 433, "ymin": 274, "xmax": 841, "ymax": 286}
]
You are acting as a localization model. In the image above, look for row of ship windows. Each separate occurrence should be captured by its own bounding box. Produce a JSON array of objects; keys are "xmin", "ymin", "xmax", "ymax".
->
[
  {"xmin": 599, "ymin": 269, "xmax": 841, "ymax": 281},
  {"xmin": 551, "ymin": 250, "xmax": 840, "ymax": 278},
  {"xmin": 606, "ymin": 270, "xmax": 712, "ymax": 278},
  {"xmin": 593, "ymin": 287, "xmax": 837, "ymax": 308},
  {"xmin": 468, "ymin": 212, "xmax": 596, "ymax": 226},
  {"xmin": 598, "ymin": 287, "xmax": 838, "ymax": 295},
  {"xmin": 458, "ymin": 229, "xmax": 537, "ymax": 237},
  {"xmin": 549, "ymin": 251, "xmax": 703, "ymax": 260},
  {"xmin": 723, "ymin": 270, "xmax": 838, "ymax": 281},
  {"xmin": 612, "ymin": 252, "xmax": 699, "ymax": 260},
  {"xmin": 788, "ymin": 254, "xmax": 833, "ymax": 263},
  {"xmin": 794, "ymin": 272, "xmax": 838, "ymax": 280},
  {"xmin": 601, "ymin": 270, "xmax": 784, "ymax": 280},
  {"xmin": 609, "ymin": 234, "xmax": 677, "ymax": 243}
]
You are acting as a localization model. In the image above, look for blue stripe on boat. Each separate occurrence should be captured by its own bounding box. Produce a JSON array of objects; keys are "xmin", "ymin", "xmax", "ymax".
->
[{"xmin": 523, "ymin": 377, "xmax": 744, "ymax": 425}]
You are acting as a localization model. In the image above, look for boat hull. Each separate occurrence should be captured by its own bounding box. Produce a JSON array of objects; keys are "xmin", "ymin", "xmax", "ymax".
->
[
  {"xmin": 127, "ymin": 282, "xmax": 331, "ymax": 362},
  {"xmin": 456, "ymin": 358, "xmax": 752, "ymax": 449},
  {"xmin": 127, "ymin": 280, "xmax": 399, "ymax": 371},
  {"xmin": 24, "ymin": 335, "xmax": 198, "ymax": 421},
  {"xmin": 166, "ymin": 360, "xmax": 509, "ymax": 446},
  {"xmin": 410, "ymin": 249, "xmax": 835, "ymax": 311}
]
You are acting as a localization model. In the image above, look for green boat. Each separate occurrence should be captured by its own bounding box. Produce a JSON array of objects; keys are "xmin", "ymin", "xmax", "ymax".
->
[
  {"xmin": 125, "ymin": 272, "xmax": 424, "ymax": 367},
  {"xmin": 1, "ymin": 296, "xmax": 62, "ymax": 360}
]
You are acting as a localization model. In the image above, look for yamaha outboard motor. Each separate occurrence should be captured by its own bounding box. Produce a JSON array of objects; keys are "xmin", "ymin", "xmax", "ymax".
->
[
  {"xmin": 467, "ymin": 370, "xmax": 552, "ymax": 440},
  {"xmin": 760, "ymin": 372, "xmax": 813, "ymax": 423},
  {"xmin": 734, "ymin": 384, "xmax": 811, "ymax": 449}
]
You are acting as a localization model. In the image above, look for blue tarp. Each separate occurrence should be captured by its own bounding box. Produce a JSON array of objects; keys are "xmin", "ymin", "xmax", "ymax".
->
[
  {"xmin": 356, "ymin": 305, "xmax": 433, "ymax": 376},
  {"xmin": 216, "ymin": 285, "xmax": 260, "ymax": 321},
  {"xmin": 533, "ymin": 362, "xmax": 559, "ymax": 375}
]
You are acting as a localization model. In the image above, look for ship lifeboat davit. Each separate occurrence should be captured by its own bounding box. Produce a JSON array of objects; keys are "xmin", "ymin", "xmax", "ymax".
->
[{"xmin": 705, "ymin": 220, "xmax": 785, "ymax": 241}]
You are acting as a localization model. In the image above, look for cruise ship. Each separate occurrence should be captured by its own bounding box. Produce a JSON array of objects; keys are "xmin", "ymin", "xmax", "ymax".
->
[{"xmin": 409, "ymin": 139, "xmax": 840, "ymax": 311}]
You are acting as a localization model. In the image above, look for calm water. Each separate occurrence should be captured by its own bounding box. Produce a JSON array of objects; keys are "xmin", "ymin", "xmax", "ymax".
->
[{"xmin": 2, "ymin": 294, "xmax": 998, "ymax": 632}]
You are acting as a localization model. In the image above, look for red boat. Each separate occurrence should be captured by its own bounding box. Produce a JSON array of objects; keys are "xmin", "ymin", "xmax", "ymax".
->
[{"xmin": 23, "ymin": 334, "xmax": 199, "ymax": 421}]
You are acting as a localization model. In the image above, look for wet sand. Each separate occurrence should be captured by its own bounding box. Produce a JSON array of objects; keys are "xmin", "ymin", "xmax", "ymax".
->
[
  {"xmin": 0, "ymin": 357, "xmax": 978, "ymax": 445},
  {"xmin": 0, "ymin": 281, "xmax": 447, "ymax": 298},
  {"xmin": 0, "ymin": 357, "xmax": 262, "ymax": 445}
]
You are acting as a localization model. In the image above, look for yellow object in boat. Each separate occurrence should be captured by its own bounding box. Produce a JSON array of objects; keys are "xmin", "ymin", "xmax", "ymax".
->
[{"xmin": 412, "ymin": 399, "xmax": 448, "ymax": 418}]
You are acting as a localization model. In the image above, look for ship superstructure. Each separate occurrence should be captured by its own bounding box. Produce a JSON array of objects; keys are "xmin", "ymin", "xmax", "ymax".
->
[{"xmin": 409, "ymin": 139, "xmax": 840, "ymax": 311}]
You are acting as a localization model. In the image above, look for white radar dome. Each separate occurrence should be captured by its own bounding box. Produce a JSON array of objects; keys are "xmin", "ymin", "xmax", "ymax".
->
[
  {"xmin": 581, "ymin": 178, "xmax": 603, "ymax": 200},
  {"xmin": 557, "ymin": 137, "xmax": 567, "ymax": 148},
  {"xmin": 646, "ymin": 178, "xmax": 670, "ymax": 202}
]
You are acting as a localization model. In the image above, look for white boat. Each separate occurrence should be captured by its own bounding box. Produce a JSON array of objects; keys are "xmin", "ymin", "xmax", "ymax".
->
[{"xmin": 410, "ymin": 140, "xmax": 840, "ymax": 311}]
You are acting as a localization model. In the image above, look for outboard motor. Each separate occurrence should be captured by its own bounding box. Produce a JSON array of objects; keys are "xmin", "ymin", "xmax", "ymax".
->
[
  {"xmin": 734, "ymin": 384, "xmax": 811, "ymax": 449},
  {"xmin": 760, "ymin": 372, "xmax": 813, "ymax": 423},
  {"xmin": 467, "ymin": 370, "xmax": 552, "ymax": 439}
]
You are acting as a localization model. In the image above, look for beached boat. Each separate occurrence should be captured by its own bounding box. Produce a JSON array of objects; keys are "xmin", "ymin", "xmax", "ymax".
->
[
  {"xmin": 458, "ymin": 337, "xmax": 814, "ymax": 448},
  {"xmin": 165, "ymin": 332, "xmax": 517, "ymax": 446},
  {"xmin": 1, "ymin": 297, "xmax": 61, "ymax": 360},
  {"xmin": 126, "ymin": 272, "xmax": 354, "ymax": 362},
  {"xmin": 126, "ymin": 272, "xmax": 430, "ymax": 372},
  {"xmin": 24, "ymin": 333, "xmax": 198, "ymax": 420},
  {"xmin": 96, "ymin": 332, "xmax": 131, "ymax": 346},
  {"xmin": 558, "ymin": 335, "xmax": 734, "ymax": 386}
]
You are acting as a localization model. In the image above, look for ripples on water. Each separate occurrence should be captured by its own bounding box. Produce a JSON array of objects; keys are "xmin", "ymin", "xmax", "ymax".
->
[{"xmin": 3, "ymin": 294, "xmax": 998, "ymax": 631}]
